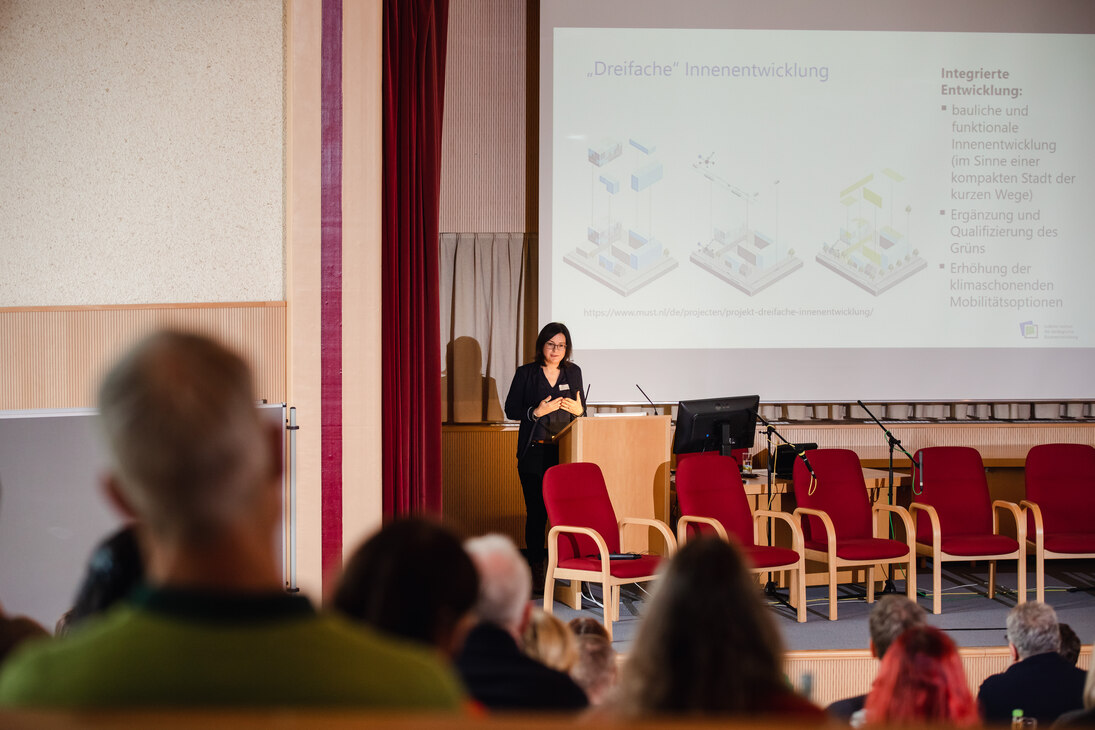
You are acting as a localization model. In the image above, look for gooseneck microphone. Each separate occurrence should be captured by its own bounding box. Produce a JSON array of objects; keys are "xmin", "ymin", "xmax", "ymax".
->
[
  {"xmin": 636, "ymin": 384, "xmax": 657, "ymax": 412},
  {"xmin": 797, "ymin": 448, "xmax": 818, "ymax": 480}
]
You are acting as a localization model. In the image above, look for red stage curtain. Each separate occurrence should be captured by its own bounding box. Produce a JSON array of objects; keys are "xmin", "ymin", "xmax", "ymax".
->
[{"xmin": 381, "ymin": 0, "xmax": 449, "ymax": 518}]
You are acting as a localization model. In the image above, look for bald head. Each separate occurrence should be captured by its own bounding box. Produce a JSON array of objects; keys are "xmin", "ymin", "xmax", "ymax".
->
[{"xmin": 98, "ymin": 330, "xmax": 274, "ymax": 545}]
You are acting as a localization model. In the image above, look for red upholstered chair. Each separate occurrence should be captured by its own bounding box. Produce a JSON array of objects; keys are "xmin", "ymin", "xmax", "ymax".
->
[
  {"xmin": 676, "ymin": 454, "xmax": 806, "ymax": 622},
  {"xmin": 908, "ymin": 446, "xmax": 1025, "ymax": 615},
  {"xmin": 542, "ymin": 462, "xmax": 676, "ymax": 640},
  {"xmin": 792, "ymin": 448, "xmax": 916, "ymax": 620},
  {"xmin": 1023, "ymin": 443, "xmax": 1095, "ymax": 602}
]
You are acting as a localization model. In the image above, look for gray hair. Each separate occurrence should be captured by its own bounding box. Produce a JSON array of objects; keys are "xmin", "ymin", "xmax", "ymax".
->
[
  {"xmin": 463, "ymin": 534, "xmax": 530, "ymax": 632},
  {"xmin": 98, "ymin": 330, "xmax": 271, "ymax": 543},
  {"xmin": 868, "ymin": 595, "xmax": 927, "ymax": 659},
  {"xmin": 1006, "ymin": 602, "xmax": 1060, "ymax": 659}
]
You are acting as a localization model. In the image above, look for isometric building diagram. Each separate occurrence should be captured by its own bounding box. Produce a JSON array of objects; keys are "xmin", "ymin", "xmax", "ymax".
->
[
  {"xmin": 563, "ymin": 136, "xmax": 677, "ymax": 296},
  {"xmin": 816, "ymin": 168, "xmax": 926, "ymax": 295},
  {"xmin": 688, "ymin": 155, "xmax": 801, "ymax": 295}
]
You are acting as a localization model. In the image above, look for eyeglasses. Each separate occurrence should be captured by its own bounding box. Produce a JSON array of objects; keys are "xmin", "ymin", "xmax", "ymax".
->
[{"xmin": 544, "ymin": 341, "xmax": 567, "ymax": 351}]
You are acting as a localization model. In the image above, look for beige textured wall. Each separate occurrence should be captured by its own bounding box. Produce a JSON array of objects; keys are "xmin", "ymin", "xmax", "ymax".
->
[
  {"xmin": 0, "ymin": 0, "xmax": 284, "ymax": 306},
  {"xmin": 440, "ymin": 0, "xmax": 534, "ymax": 233}
]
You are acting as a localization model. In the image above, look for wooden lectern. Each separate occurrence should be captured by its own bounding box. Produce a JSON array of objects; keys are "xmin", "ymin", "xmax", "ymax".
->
[{"xmin": 549, "ymin": 414, "xmax": 672, "ymax": 608}]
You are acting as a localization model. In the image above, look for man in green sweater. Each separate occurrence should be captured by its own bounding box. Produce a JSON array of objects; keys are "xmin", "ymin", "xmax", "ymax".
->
[{"xmin": 0, "ymin": 330, "xmax": 464, "ymax": 710}]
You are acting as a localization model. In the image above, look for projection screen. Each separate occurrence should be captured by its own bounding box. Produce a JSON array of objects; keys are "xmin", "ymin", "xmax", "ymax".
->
[{"xmin": 539, "ymin": 0, "xmax": 1095, "ymax": 403}]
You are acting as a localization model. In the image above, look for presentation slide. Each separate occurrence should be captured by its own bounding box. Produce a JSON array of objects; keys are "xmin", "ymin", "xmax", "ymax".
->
[{"xmin": 540, "ymin": 1, "xmax": 1095, "ymax": 403}]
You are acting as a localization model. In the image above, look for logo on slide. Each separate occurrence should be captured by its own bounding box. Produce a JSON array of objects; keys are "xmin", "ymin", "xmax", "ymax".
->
[{"xmin": 1019, "ymin": 321, "xmax": 1039, "ymax": 338}]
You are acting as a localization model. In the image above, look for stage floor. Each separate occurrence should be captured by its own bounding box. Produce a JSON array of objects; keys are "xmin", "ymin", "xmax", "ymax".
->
[{"xmin": 548, "ymin": 558, "xmax": 1095, "ymax": 653}]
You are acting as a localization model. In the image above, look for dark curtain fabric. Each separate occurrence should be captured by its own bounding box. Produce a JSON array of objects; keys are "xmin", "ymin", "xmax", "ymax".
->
[{"xmin": 381, "ymin": 0, "xmax": 449, "ymax": 518}]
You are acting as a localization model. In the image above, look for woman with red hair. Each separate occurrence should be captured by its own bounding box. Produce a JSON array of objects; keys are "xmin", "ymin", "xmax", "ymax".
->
[{"xmin": 864, "ymin": 624, "xmax": 980, "ymax": 725}]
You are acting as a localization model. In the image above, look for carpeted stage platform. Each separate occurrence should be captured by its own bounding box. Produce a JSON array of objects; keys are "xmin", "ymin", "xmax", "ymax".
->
[{"xmin": 550, "ymin": 558, "xmax": 1095, "ymax": 653}]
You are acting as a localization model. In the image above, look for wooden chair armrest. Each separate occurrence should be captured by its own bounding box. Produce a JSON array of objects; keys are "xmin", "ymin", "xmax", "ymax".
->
[
  {"xmin": 676, "ymin": 515, "xmax": 727, "ymax": 546},
  {"xmin": 1019, "ymin": 500, "xmax": 1043, "ymax": 543},
  {"xmin": 546, "ymin": 525, "xmax": 612, "ymax": 578},
  {"xmin": 792, "ymin": 507, "xmax": 836, "ymax": 559},
  {"xmin": 754, "ymin": 509, "xmax": 805, "ymax": 553},
  {"xmin": 874, "ymin": 504, "xmax": 916, "ymax": 550},
  {"xmin": 908, "ymin": 503, "xmax": 939, "ymax": 553},
  {"xmin": 992, "ymin": 500, "xmax": 1024, "ymax": 541},
  {"xmin": 619, "ymin": 517, "xmax": 677, "ymax": 555}
]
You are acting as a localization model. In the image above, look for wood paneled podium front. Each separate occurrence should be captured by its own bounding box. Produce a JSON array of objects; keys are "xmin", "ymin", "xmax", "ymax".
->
[{"xmin": 549, "ymin": 414, "xmax": 672, "ymax": 609}]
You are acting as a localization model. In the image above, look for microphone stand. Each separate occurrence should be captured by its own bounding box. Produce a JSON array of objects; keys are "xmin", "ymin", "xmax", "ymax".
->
[
  {"xmin": 752, "ymin": 410, "xmax": 808, "ymax": 613},
  {"xmin": 856, "ymin": 400, "xmax": 920, "ymax": 594}
]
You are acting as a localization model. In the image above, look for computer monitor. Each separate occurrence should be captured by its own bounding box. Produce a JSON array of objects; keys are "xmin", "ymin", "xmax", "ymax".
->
[{"xmin": 673, "ymin": 394, "xmax": 760, "ymax": 456}]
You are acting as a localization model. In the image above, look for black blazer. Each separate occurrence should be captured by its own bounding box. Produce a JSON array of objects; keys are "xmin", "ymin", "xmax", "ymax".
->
[
  {"xmin": 504, "ymin": 362, "xmax": 584, "ymax": 457},
  {"xmin": 977, "ymin": 651, "xmax": 1086, "ymax": 724},
  {"xmin": 455, "ymin": 622, "xmax": 589, "ymax": 711}
]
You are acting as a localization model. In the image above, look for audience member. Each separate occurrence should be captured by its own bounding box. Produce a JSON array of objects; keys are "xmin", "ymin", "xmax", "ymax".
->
[
  {"xmin": 1055, "ymin": 652, "xmax": 1095, "ymax": 728},
  {"xmin": 334, "ymin": 518, "xmax": 478, "ymax": 660},
  {"xmin": 827, "ymin": 594, "xmax": 927, "ymax": 724},
  {"xmin": 568, "ymin": 616, "xmax": 610, "ymax": 639},
  {"xmin": 522, "ymin": 609, "xmax": 577, "ymax": 672},
  {"xmin": 978, "ymin": 602, "xmax": 1086, "ymax": 724},
  {"xmin": 456, "ymin": 534, "xmax": 588, "ymax": 711},
  {"xmin": 862, "ymin": 624, "xmax": 979, "ymax": 726},
  {"xmin": 59, "ymin": 525, "xmax": 144, "ymax": 635},
  {"xmin": 1059, "ymin": 623, "xmax": 1081, "ymax": 666},
  {"xmin": 570, "ymin": 633, "xmax": 617, "ymax": 706},
  {"xmin": 608, "ymin": 537, "xmax": 823, "ymax": 720},
  {"xmin": 0, "ymin": 330, "xmax": 463, "ymax": 709},
  {"xmin": 0, "ymin": 603, "xmax": 47, "ymax": 667}
]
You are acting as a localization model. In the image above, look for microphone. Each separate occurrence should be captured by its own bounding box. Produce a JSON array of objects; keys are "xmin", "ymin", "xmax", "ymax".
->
[
  {"xmin": 636, "ymin": 384, "xmax": 657, "ymax": 413},
  {"xmin": 797, "ymin": 447, "xmax": 817, "ymax": 480},
  {"xmin": 919, "ymin": 450, "xmax": 924, "ymax": 490},
  {"xmin": 582, "ymin": 385, "xmax": 591, "ymax": 416}
]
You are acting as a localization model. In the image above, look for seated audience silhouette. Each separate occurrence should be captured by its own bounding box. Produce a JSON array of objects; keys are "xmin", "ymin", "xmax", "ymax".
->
[
  {"xmin": 978, "ymin": 602, "xmax": 1086, "ymax": 724},
  {"xmin": 608, "ymin": 536, "xmax": 823, "ymax": 720},
  {"xmin": 334, "ymin": 518, "xmax": 479, "ymax": 660},
  {"xmin": 59, "ymin": 525, "xmax": 144, "ymax": 635},
  {"xmin": 455, "ymin": 534, "xmax": 588, "ymax": 711},
  {"xmin": 566, "ymin": 616, "xmax": 618, "ymax": 706},
  {"xmin": 0, "ymin": 603, "xmax": 47, "ymax": 668},
  {"xmin": 1059, "ymin": 623, "xmax": 1081, "ymax": 666},
  {"xmin": 827, "ymin": 594, "xmax": 927, "ymax": 724},
  {"xmin": 522, "ymin": 609, "xmax": 577, "ymax": 673},
  {"xmin": 1054, "ymin": 651, "xmax": 1095, "ymax": 728},
  {"xmin": 862, "ymin": 624, "xmax": 979, "ymax": 726},
  {"xmin": 0, "ymin": 330, "xmax": 463, "ymax": 709}
]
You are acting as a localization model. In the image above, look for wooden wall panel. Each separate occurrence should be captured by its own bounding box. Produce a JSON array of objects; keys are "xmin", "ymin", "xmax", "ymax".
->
[
  {"xmin": 442, "ymin": 425, "xmax": 525, "ymax": 545},
  {"xmin": 785, "ymin": 645, "xmax": 1090, "ymax": 708},
  {"xmin": 439, "ymin": 0, "xmax": 532, "ymax": 233},
  {"xmin": 0, "ymin": 303, "xmax": 286, "ymax": 410},
  {"xmin": 750, "ymin": 422, "xmax": 1095, "ymax": 467}
]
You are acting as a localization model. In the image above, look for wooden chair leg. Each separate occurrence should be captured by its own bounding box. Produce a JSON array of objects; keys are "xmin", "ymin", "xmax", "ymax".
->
[
  {"xmin": 602, "ymin": 582, "xmax": 614, "ymax": 641},
  {"xmin": 866, "ymin": 566, "xmax": 876, "ymax": 604},
  {"xmin": 795, "ymin": 566, "xmax": 806, "ymax": 623},
  {"xmin": 988, "ymin": 560, "xmax": 997, "ymax": 600},
  {"xmin": 932, "ymin": 555, "xmax": 942, "ymax": 615},
  {"xmin": 1016, "ymin": 551, "xmax": 1027, "ymax": 605},
  {"xmin": 906, "ymin": 554, "xmax": 916, "ymax": 603},
  {"xmin": 1036, "ymin": 554, "xmax": 1045, "ymax": 604},
  {"xmin": 828, "ymin": 563, "xmax": 838, "ymax": 621}
]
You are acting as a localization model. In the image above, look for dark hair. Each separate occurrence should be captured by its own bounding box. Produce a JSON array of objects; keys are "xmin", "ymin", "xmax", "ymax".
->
[
  {"xmin": 1058, "ymin": 623, "xmax": 1081, "ymax": 665},
  {"xmin": 334, "ymin": 518, "xmax": 478, "ymax": 652},
  {"xmin": 614, "ymin": 537, "xmax": 788, "ymax": 715},
  {"xmin": 864, "ymin": 624, "xmax": 979, "ymax": 725},
  {"xmin": 64, "ymin": 525, "xmax": 144, "ymax": 633},
  {"xmin": 534, "ymin": 322, "xmax": 573, "ymax": 368}
]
